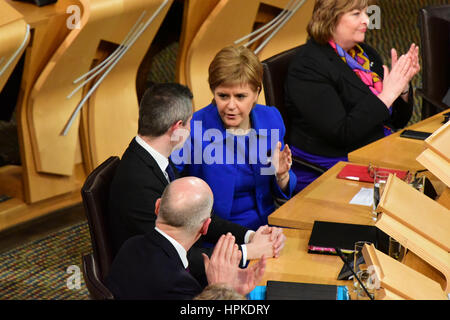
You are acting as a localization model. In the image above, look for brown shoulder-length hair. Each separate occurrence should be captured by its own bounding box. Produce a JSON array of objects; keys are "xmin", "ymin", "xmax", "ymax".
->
[
  {"xmin": 307, "ymin": 0, "xmax": 374, "ymax": 45},
  {"xmin": 208, "ymin": 45, "xmax": 263, "ymax": 93}
]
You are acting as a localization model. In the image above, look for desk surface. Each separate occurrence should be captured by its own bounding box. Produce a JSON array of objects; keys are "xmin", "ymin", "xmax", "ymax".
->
[
  {"xmin": 269, "ymin": 161, "xmax": 375, "ymax": 230},
  {"xmin": 348, "ymin": 109, "xmax": 450, "ymax": 171},
  {"xmin": 258, "ymin": 228, "xmax": 351, "ymax": 287},
  {"xmin": 267, "ymin": 162, "xmax": 447, "ymax": 292}
]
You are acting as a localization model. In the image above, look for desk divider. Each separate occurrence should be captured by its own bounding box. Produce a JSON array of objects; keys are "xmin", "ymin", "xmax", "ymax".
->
[{"xmin": 362, "ymin": 244, "xmax": 447, "ymax": 300}]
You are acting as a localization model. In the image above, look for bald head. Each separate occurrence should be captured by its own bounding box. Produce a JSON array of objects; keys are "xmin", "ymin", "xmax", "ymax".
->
[{"xmin": 157, "ymin": 177, "xmax": 214, "ymax": 233}]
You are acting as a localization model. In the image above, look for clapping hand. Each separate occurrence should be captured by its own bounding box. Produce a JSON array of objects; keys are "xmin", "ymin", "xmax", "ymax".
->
[
  {"xmin": 390, "ymin": 44, "xmax": 420, "ymax": 94},
  {"xmin": 203, "ymin": 233, "xmax": 266, "ymax": 295},
  {"xmin": 378, "ymin": 44, "xmax": 420, "ymax": 107},
  {"xmin": 272, "ymin": 141, "xmax": 292, "ymax": 190}
]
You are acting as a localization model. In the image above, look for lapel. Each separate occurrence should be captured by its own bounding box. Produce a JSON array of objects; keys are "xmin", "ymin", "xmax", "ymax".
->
[
  {"xmin": 316, "ymin": 40, "xmax": 374, "ymax": 94},
  {"xmin": 145, "ymin": 229, "xmax": 196, "ymax": 282},
  {"xmin": 146, "ymin": 229, "xmax": 184, "ymax": 266},
  {"xmin": 128, "ymin": 138, "xmax": 169, "ymax": 187}
]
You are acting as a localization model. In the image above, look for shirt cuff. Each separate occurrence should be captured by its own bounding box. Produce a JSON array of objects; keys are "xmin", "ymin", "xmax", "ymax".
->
[
  {"xmin": 244, "ymin": 230, "xmax": 255, "ymax": 244},
  {"xmin": 240, "ymin": 244, "xmax": 248, "ymax": 267}
]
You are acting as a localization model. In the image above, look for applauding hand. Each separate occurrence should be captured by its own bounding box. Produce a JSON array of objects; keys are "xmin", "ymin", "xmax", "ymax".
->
[
  {"xmin": 272, "ymin": 141, "xmax": 292, "ymax": 190},
  {"xmin": 203, "ymin": 233, "xmax": 266, "ymax": 295},
  {"xmin": 378, "ymin": 44, "xmax": 420, "ymax": 107},
  {"xmin": 390, "ymin": 44, "xmax": 420, "ymax": 96}
]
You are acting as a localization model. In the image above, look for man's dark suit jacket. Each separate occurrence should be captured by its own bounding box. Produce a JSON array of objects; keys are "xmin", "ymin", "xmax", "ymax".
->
[
  {"xmin": 285, "ymin": 39, "xmax": 413, "ymax": 158},
  {"xmin": 108, "ymin": 138, "xmax": 249, "ymax": 284},
  {"xmin": 105, "ymin": 229, "xmax": 203, "ymax": 300}
]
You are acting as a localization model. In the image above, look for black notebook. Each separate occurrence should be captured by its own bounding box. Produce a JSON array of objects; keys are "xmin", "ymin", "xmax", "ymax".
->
[
  {"xmin": 307, "ymin": 221, "xmax": 389, "ymax": 280},
  {"xmin": 266, "ymin": 281, "xmax": 348, "ymax": 300},
  {"xmin": 307, "ymin": 221, "xmax": 380, "ymax": 255}
]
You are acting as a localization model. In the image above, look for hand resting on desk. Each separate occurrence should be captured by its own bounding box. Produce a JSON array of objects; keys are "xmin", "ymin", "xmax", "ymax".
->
[{"xmin": 247, "ymin": 225, "xmax": 287, "ymax": 260}]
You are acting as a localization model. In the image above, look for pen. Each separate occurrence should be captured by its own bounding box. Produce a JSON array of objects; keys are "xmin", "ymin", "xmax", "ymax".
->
[{"xmin": 345, "ymin": 176, "xmax": 360, "ymax": 181}]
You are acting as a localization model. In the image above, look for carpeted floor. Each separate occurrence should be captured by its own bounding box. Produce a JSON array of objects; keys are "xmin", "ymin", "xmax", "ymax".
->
[{"xmin": 0, "ymin": 221, "xmax": 91, "ymax": 300}]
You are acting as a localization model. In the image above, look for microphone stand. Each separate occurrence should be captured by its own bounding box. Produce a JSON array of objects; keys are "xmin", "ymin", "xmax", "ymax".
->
[{"xmin": 335, "ymin": 247, "xmax": 374, "ymax": 300}]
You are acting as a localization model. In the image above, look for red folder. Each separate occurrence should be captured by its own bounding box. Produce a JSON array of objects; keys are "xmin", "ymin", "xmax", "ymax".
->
[{"xmin": 337, "ymin": 164, "xmax": 408, "ymax": 183}]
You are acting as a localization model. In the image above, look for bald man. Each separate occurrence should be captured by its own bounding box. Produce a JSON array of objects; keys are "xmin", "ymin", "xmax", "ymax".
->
[{"xmin": 105, "ymin": 177, "xmax": 266, "ymax": 300}]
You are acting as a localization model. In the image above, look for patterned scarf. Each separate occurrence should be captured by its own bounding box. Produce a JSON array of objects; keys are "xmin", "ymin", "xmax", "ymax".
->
[
  {"xmin": 329, "ymin": 40, "xmax": 383, "ymax": 96},
  {"xmin": 329, "ymin": 40, "xmax": 391, "ymax": 135}
]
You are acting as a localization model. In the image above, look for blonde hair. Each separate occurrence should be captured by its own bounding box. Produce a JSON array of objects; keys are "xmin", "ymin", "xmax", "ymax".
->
[
  {"xmin": 307, "ymin": 0, "xmax": 374, "ymax": 44},
  {"xmin": 208, "ymin": 45, "xmax": 262, "ymax": 93},
  {"xmin": 194, "ymin": 284, "xmax": 246, "ymax": 300}
]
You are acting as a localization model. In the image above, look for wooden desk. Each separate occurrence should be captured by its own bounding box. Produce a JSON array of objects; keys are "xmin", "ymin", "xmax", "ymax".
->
[
  {"xmin": 258, "ymin": 228, "xmax": 350, "ymax": 288},
  {"xmin": 348, "ymin": 109, "xmax": 450, "ymax": 172},
  {"xmin": 268, "ymin": 161, "xmax": 447, "ymax": 291},
  {"xmin": 269, "ymin": 161, "xmax": 375, "ymax": 230}
]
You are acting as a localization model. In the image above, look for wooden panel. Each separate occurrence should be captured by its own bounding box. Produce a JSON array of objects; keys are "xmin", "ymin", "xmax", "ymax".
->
[
  {"xmin": 12, "ymin": 0, "xmax": 82, "ymax": 203},
  {"xmin": 0, "ymin": 0, "xmax": 23, "ymax": 25},
  {"xmin": 0, "ymin": 188, "xmax": 82, "ymax": 233},
  {"xmin": 417, "ymin": 148, "xmax": 450, "ymax": 188},
  {"xmin": 0, "ymin": 2, "xmax": 28, "ymax": 92},
  {"xmin": 378, "ymin": 175, "xmax": 450, "ymax": 252},
  {"xmin": 424, "ymin": 120, "xmax": 450, "ymax": 162},
  {"xmin": 28, "ymin": 0, "xmax": 126, "ymax": 176},
  {"xmin": 0, "ymin": 165, "xmax": 23, "ymax": 200},
  {"xmin": 437, "ymin": 187, "xmax": 450, "ymax": 210},
  {"xmin": 375, "ymin": 213, "xmax": 450, "ymax": 293},
  {"xmin": 362, "ymin": 244, "xmax": 446, "ymax": 300},
  {"xmin": 87, "ymin": 0, "xmax": 172, "ymax": 168},
  {"xmin": 186, "ymin": 0, "xmax": 263, "ymax": 109},
  {"xmin": 175, "ymin": 0, "xmax": 220, "ymax": 85},
  {"xmin": 269, "ymin": 161, "xmax": 375, "ymax": 229},
  {"xmin": 256, "ymin": 0, "xmax": 314, "ymax": 62},
  {"xmin": 403, "ymin": 250, "xmax": 447, "ymax": 290},
  {"xmin": 26, "ymin": 0, "xmax": 172, "ymax": 176}
]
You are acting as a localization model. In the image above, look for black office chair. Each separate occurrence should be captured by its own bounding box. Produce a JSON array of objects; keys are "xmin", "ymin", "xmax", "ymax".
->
[
  {"xmin": 417, "ymin": 4, "xmax": 450, "ymax": 119},
  {"xmin": 261, "ymin": 47, "xmax": 327, "ymax": 174},
  {"xmin": 81, "ymin": 156, "xmax": 120, "ymax": 300}
]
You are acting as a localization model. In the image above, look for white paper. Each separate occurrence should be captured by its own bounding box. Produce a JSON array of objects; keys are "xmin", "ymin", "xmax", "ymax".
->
[{"xmin": 349, "ymin": 187, "xmax": 373, "ymax": 206}]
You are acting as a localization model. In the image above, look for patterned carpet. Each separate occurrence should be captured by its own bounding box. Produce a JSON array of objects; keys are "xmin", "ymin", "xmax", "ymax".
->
[{"xmin": 0, "ymin": 222, "xmax": 91, "ymax": 300}]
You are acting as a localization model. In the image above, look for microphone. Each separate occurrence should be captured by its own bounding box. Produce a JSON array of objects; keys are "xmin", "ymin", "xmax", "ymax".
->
[{"xmin": 335, "ymin": 247, "xmax": 374, "ymax": 300}]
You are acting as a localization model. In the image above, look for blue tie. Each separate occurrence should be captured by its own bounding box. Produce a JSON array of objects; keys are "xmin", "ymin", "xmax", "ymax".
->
[{"xmin": 165, "ymin": 164, "xmax": 175, "ymax": 182}]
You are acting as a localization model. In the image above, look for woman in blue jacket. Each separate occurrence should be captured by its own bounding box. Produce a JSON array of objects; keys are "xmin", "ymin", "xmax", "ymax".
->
[{"xmin": 172, "ymin": 46, "xmax": 296, "ymax": 230}]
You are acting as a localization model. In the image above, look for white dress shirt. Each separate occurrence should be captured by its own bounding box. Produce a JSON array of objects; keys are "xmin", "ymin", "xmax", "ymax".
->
[
  {"xmin": 135, "ymin": 135, "xmax": 170, "ymax": 182},
  {"xmin": 136, "ymin": 135, "xmax": 253, "ymax": 266}
]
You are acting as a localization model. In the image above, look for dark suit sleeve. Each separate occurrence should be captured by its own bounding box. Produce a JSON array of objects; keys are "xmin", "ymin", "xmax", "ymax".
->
[
  {"xmin": 203, "ymin": 214, "xmax": 249, "ymax": 244},
  {"xmin": 286, "ymin": 54, "xmax": 390, "ymax": 149}
]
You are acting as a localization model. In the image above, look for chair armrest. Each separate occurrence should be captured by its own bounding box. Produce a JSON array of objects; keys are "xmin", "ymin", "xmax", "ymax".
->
[
  {"xmin": 82, "ymin": 254, "xmax": 115, "ymax": 300},
  {"xmin": 416, "ymin": 88, "xmax": 448, "ymax": 111},
  {"xmin": 292, "ymin": 155, "xmax": 327, "ymax": 174}
]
